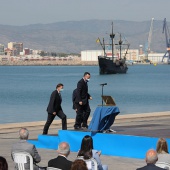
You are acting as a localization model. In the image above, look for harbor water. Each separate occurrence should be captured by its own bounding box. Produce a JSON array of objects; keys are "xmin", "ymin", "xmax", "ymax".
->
[{"xmin": 0, "ymin": 65, "xmax": 170, "ymax": 124}]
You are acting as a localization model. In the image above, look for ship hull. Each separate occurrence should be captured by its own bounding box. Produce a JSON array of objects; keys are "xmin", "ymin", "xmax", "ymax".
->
[{"xmin": 98, "ymin": 56, "xmax": 128, "ymax": 74}]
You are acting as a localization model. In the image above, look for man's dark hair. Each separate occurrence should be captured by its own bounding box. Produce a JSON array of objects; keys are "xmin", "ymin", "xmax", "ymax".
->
[
  {"xmin": 56, "ymin": 83, "xmax": 63, "ymax": 89},
  {"xmin": 84, "ymin": 72, "xmax": 90, "ymax": 76}
]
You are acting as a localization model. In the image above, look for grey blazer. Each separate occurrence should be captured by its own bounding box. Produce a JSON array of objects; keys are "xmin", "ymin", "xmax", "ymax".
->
[{"xmin": 11, "ymin": 140, "xmax": 41, "ymax": 170}]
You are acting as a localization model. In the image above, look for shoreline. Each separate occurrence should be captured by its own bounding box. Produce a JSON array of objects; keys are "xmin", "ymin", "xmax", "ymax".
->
[
  {"xmin": 0, "ymin": 59, "xmax": 98, "ymax": 66},
  {"xmin": 0, "ymin": 111, "xmax": 169, "ymax": 130},
  {"xmin": 0, "ymin": 60, "xmax": 160, "ymax": 66}
]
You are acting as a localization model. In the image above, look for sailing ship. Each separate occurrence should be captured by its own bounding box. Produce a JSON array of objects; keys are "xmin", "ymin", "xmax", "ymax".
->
[{"xmin": 97, "ymin": 22, "xmax": 130, "ymax": 74}]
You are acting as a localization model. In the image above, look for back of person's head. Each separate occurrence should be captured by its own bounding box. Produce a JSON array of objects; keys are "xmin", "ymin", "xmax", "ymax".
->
[
  {"xmin": 71, "ymin": 159, "xmax": 88, "ymax": 170},
  {"xmin": 78, "ymin": 135, "xmax": 93, "ymax": 159},
  {"xmin": 145, "ymin": 149, "xmax": 158, "ymax": 164},
  {"xmin": 19, "ymin": 127, "xmax": 29, "ymax": 140},
  {"xmin": 156, "ymin": 138, "xmax": 169, "ymax": 154},
  {"xmin": 83, "ymin": 150, "xmax": 92, "ymax": 160},
  {"xmin": 0, "ymin": 156, "xmax": 8, "ymax": 170},
  {"xmin": 58, "ymin": 142, "xmax": 70, "ymax": 157},
  {"xmin": 80, "ymin": 135, "xmax": 93, "ymax": 152}
]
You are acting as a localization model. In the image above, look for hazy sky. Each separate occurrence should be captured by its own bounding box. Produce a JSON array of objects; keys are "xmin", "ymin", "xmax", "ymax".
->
[{"xmin": 0, "ymin": 0, "xmax": 169, "ymax": 26}]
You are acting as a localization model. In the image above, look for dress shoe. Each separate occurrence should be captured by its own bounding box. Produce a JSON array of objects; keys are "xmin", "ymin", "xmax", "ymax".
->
[
  {"xmin": 81, "ymin": 126, "xmax": 88, "ymax": 130},
  {"xmin": 74, "ymin": 127, "xmax": 83, "ymax": 130}
]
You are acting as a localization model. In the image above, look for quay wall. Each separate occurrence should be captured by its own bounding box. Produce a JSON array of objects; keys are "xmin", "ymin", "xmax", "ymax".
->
[
  {"xmin": 0, "ymin": 59, "xmax": 98, "ymax": 66},
  {"xmin": 0, "ymin": 111, "xmax": 170, "ymax": 131}
]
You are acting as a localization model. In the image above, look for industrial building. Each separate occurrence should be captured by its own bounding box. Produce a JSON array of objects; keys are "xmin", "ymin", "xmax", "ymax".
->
[
  {"xmin": 148, "ymin": 53, "xmax": 166, "ymax": 63},
  {"xmin": 81, "ymin": 49, "xmax": 165, "ymax": 63},
  {"xmin": 81, "ymin": 49, "xmax": 139, "ymax": 61}
]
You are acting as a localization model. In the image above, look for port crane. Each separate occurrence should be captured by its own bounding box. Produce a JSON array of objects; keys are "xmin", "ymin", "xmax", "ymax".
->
[
  {"xmin": 162, "ymin": 18, "xmax": 170, "ymax": 63},
  {"xmin": 145, "ymin": 18, "xmax": 154, "ymax": 60}
]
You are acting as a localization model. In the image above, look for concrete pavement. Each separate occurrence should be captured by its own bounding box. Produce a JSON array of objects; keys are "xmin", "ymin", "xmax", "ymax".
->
[{"xmin": 1, "ymin": 111, "xmax": 170, "ymax": 169}]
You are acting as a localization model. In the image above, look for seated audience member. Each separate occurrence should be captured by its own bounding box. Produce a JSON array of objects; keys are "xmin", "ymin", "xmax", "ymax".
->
[
  {"xmin": 48, "ymin": 142, "xmax": 72, "ymax": 170},
  {"xmin": 136, "ymin": 149, "xmax": 165, "ymax": 170},
  {"xmin": 71, "ymin": 159, "xmax": 88, "ymax": 170},
  {"xmin": 11, "ymin": 127, "xmax": 42, "ymax": 170},
  {"xmin": 0, "ymin": 156, "xmax": 8, "ymax": 170},
  {"xmin": 77, "ymin": 150, "xmax": 96, "ymax": 170},
  {"xmin": 156, "ymin": 138, "xmax": 170, "ymax": 164},
  {"xmin": 77, "ymin": 135, "xmax": 108, "ymax": 170}
]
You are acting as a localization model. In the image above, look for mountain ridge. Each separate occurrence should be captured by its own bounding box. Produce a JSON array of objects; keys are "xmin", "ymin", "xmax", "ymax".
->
[{"xmin": 0, "ymin": 19, "xmax": 167, "ymax": 53}]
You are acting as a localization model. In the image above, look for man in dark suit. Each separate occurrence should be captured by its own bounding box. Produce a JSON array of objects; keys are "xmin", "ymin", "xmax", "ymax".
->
[
  {"xmin": 43, "ymin": 83, "xmax": 67, "ymax": 134},
  {"xmin": 72, "ymin": 88, "xmax": 77, "ymax": 111},
  {"xmin": 136, "ymin": 149, "xmax": 164, "ymax": 170},
  {"xmin": 48, "ymin": 142, "xmax": 72, "ymax": 170},
  {"xmin": 74, "ymin": 72, "xmax": 92, "ymax": 130}
]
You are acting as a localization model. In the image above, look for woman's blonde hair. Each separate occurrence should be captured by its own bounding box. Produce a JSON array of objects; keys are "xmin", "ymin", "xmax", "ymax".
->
[{"xmin": 156, "ymin": 138, "xmax": 169, "ymax": 154}]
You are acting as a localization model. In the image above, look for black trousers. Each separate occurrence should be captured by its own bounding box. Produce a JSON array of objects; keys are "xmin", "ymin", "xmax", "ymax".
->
[
  {"xmin": 43, "ymin": 110, "xmax": 67, "ymax": 134},
  {"xmin": 74, "ymin": 102, "xmax": 91, "ymax": 128}
]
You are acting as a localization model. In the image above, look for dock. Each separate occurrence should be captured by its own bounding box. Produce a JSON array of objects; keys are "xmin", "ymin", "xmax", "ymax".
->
[{"xmin": 0, "ymin": 111, "xmax": 170, "ymax": 169}]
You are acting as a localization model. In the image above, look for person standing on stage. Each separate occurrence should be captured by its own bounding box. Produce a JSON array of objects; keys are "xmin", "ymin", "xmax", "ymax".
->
[
  {"xmin": 43, "ymin": 83, "xmax": 67, "ymax": 134},
  {"xmin": 74, "ymin": 72, "xmax": 92, "ymax": 130}
]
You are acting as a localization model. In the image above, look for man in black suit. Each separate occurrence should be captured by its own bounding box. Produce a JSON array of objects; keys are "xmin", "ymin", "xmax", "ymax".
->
[
  {"xmin": 48, "ymin": 142, "xmax": 72, "ymax": 170},
  {"xmin": 72, "ymin": 88, "xmax": 77, "ymax": 111},
  {"xmin": 43, "ymin": 83, "xmax": 67, "ymax": 134},
  {"xmin": 136, "ymin": 149, "xmax": 164, "ymax": 170},
  {"xmin": 74, "ymin": 72, "xmax": 92, "ymax": 130}
]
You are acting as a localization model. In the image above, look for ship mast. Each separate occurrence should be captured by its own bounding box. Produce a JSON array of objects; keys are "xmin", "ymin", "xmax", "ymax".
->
[
  {"xmin": 110, "ymin": 22, "xmax": 115, "ymax": 60},
  {"xmin": 103, "ymin": 38, "xmax": 106, "ymax": 56},
  {"xmin": 119, "ymin": 34, "xmax": 122, "ymax": 59}
]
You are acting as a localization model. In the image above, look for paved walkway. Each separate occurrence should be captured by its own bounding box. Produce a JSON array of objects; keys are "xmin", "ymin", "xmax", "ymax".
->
[{"xmin": 1, "ymin": 111, "xmax": 170, "ymax": 169}]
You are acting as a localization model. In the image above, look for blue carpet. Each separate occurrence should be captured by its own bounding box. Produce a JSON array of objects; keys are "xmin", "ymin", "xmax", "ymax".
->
[
  {"xmin": 28, "ymin": 130, "xmax": 170, "ymax": 159},
  {"xmin": 29, "ymin": 135, "xmax": 59, "ymax": 150}
]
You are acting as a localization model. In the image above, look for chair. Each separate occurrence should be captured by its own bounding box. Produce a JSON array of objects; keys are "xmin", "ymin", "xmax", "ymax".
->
[
  {"xmin": 77, "ymin": 157, "xmax": 98, "ymax": 170},
  {"xmin": 12, "ymin": 152, "xmax": 33, "ymax": 170},
  {"xmin": 85, "ymin": 158, "xmax": 98, "ymax": 170},
  {"xmin": 156, "ymin": 162, "xmax": 170, "ymax": 170},
  {"xmin": 47, "ymin": 167, "xmax": 62, "ymax": 170}
]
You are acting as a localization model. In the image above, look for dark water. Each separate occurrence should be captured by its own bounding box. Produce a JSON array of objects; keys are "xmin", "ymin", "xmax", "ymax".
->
[{"xmin": 0, "ymin": 65, "xmax": 170, "ymax": 124}]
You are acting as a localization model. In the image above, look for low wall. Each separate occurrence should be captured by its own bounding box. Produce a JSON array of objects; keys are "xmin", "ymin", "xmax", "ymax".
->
[{"xmin": 0, "ymin": 60, "xmax": 98, "ymax": 66}]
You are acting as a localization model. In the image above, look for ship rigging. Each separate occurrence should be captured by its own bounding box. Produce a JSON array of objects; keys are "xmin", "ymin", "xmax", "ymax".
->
[{"xmin": 97, "ymin": 22, "xmax": 130, "ymax": 74}]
